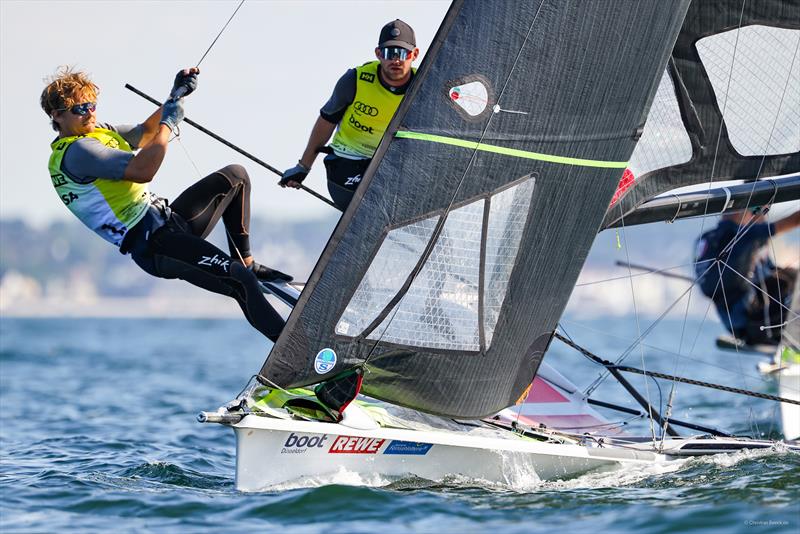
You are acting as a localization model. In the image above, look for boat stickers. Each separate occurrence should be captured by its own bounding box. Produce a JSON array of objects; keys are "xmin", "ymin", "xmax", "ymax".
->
[{"xmin": 280, "ymin": 433, "xmax": 432, "ymax": 456}]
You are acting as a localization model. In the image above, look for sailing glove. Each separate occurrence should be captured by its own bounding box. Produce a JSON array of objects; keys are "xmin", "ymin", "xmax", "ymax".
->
[
  {"xmin": 160, "ymin": 98, "xmax": 185, "ymax": 134},
  {"xmin": 279, "ymin": 161, "xmax": 310, "ymax": 187},
  {"xmin": 170, "ymin": 68, "xmax": 199, "ymax": 99}
]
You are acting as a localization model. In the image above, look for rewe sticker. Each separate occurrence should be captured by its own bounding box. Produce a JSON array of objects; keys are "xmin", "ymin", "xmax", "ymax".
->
[{"xmin": 328, "ymin": 435, "xmax": 385, "ymax": 454}]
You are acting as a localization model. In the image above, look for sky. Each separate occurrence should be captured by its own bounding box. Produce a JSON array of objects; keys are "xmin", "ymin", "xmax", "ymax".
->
[{"xmin": 0, "ymin": 0, "xmax": 450, "ymax": 226}]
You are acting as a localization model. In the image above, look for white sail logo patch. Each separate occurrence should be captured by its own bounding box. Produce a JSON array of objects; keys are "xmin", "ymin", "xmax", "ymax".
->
[
  {"xmin": 449, "ymin": 81, "xmax": 489, "ymax": 116},
  {"xmin": 314, "ymin": 348, "xmax": 337, "ymax": 374}
]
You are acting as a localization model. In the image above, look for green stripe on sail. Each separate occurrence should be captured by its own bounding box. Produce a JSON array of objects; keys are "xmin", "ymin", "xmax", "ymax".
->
[{"xmin": 395, "ymin": 130, "xmax": 628, "ymax": 169}]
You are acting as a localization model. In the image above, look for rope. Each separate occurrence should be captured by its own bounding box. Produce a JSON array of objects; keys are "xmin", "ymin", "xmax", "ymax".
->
[
  {"xmin": 195, "ymin": 0, "xmax": 246, "ymax": 67},
  {"xmin": 556, "ymin": 332, "xmax": 800, "ymax": 406},
  {"xmin": 615, "ymin": 201, "xmax": 658, "ymax": 443}
]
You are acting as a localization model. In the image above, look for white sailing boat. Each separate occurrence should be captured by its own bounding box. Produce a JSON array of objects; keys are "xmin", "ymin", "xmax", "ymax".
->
[
  {"xmin": 758, "ymin": 282, "xmax": 800, "ymax": 440},
  {"xmin": 201, "ymin": 0, "xmax": 800, "ymax": 491}
]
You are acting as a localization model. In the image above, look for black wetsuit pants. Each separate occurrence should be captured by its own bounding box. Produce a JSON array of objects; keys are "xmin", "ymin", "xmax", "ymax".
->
[
  {"xmin": 324, "ymin": 155, "xmax": 370, "ymax": 212},
  {"xmin": 122, "ymin": 164, "xmax": 284, "ymax": 342}
]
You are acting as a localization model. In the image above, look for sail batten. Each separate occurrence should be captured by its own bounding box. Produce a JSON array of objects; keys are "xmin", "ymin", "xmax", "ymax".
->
[
  {"xmin": 259, "ymin": 0, "xmax": 691, "ymax": 418},
  {"xmin": 395, "ymin": 131, "xmax": 630, "ymax": 168}
]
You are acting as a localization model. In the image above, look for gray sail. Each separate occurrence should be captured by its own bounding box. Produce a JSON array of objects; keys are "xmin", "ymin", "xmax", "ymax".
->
[
  {"xmin": 260, "ymin": 0, "xmax": 689, "ymax": 418},
  {"xmin": 603, "ymin": 0, "xmax": 800, "ymax": 229}
]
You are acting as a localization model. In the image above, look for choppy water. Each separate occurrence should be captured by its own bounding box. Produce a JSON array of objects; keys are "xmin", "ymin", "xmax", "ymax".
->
[{"xmin": 1, "ymin": 317, "xmax": 798, "ymax": 533}]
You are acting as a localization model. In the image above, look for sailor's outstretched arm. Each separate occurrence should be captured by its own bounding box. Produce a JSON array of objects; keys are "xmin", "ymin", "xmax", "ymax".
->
[{"xmin": 774, "ymin": 210, "xmax": 800, "ymax": 235}]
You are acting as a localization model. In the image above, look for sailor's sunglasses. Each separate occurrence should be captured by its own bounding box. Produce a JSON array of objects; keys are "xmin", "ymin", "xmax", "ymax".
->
[
  {"xmin": 380, "ymin": 47, "xmax": 410, "ymax": 61},
  {"xmin": 56, "ymin": 102, "xmax": 97, "ymax": 116}
]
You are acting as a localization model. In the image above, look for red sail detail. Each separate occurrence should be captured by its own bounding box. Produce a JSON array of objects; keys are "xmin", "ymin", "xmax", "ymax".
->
[{"xmin": 610, "ymin": 168, "xmax": 635, "ymax": 205}]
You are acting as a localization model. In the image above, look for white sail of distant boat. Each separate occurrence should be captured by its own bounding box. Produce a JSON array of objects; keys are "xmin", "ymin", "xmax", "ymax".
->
[{"xmin": 201, "ymin": 0, "xmax": 800, "ymax": 491}]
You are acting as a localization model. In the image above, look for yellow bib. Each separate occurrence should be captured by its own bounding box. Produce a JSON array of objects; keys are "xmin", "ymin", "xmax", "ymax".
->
[
  {"xmin": 48, "ymin": 128, "xmax": 150, "ymax": 246},
  {"xmin": 330, "ymin": 61, "xmax": 413, "ymax": 159}
]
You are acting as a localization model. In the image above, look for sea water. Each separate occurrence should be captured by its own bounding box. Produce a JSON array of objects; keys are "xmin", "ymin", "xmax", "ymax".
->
[{"xmin": 1, "ymin": 317, "xmax": 797, "ymax": 533}]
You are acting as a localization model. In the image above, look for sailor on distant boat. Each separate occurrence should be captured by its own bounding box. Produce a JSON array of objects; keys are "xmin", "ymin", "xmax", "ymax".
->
[
  {"xmin": 279, "ymin": 19, "xmax": 420, "ymax": 211},
  {"xmin": 695, "ymin": 209, "xmax": 800, "ymax": 346},
  {"xmin": 41, "ymin": 67, "xmax": 291, "ymax": 342}
]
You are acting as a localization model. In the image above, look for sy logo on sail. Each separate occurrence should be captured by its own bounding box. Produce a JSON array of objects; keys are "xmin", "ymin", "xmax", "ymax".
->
[{"xmin": 314, "ymin": 348, "xmax": 337, "ymax": 374}]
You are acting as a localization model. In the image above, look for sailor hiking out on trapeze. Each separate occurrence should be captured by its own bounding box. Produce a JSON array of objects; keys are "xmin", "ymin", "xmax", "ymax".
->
[
  {"xmin": 42, "ymin": 66, "xmax": 291, "ymax": 342},
  {"xmin": 279, "ymin": 19, "xmax": 420, "ymax": 211},
  {"xmin": 695, "ymin": 208, "xmax": 800, "ymax": 346}
]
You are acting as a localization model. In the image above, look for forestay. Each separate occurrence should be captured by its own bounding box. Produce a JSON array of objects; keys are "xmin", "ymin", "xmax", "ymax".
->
[
  {"xmin": 259, "ymin": 0, "xmax": 690, "ymax": 418},
  {"xmin": 604, "ymin": 0, "xmax": 800, "ymax": 229}
]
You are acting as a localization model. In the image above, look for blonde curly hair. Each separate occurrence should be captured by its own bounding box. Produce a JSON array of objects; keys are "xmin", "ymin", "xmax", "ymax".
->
[{"xmin": 40, "ymin": 66, "xmax": 99, "ymax": 131}]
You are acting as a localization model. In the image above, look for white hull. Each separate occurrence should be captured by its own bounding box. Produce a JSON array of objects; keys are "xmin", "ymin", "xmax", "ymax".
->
[
  {"xmin": 231, "ymin": 414, "xmax": 663, "ymax": 492},
  {"xmin": 778, "ymin": 364, "xmax": 800, "ymax": 440},
  {"xmin": 758, "ymin": 349, "xmax": 800, "ymax": 441}
]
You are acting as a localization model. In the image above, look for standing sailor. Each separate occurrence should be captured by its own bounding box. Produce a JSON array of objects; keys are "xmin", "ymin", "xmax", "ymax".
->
[
  {"xmin": 279, "ymin": 19, "xmax": 420, "ymax": 211},
  {"xmin": 695, "ymin": 209, "xmax": 800, "ymax": 345},
  {"xmin": 41, "ymin": 67, "xmax": 291, "ymax": 342}
]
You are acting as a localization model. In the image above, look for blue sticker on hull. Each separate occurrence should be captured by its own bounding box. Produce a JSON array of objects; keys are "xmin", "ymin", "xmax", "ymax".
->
[{"xmin": 383, "ymin": 440, "xmax": 433, "ymax": 455}]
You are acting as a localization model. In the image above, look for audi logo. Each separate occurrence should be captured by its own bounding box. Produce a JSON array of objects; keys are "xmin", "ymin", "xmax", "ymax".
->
[{"xmin": 353, "ymin": 101, "xmax": 379, "ymax": 116}]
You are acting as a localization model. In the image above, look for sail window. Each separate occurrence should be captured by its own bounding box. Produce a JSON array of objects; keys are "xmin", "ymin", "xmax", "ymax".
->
[
  {"xmin": 337, "ymin": 178, "xmax": 535, "ymax": 352},
  {"xmin": 335, "ymin": 216, "xmax": 439, "ymax": 337},
  {"xmin": 449, "ymin": 81, "xmax": 489, "ymax": 117},
  {"xmin": 628, "ymin": 70, "xmax": 692, "ymax": 178},
  {"xmin": 368, "ymin": 199, "xmax": 485, "ymax": 351},
  {"xmin": 696, "ymin": 25, "xmax": 800, "ymax": 157},
  {"xmin": 483, "ymin": 178, "xmax": 535, "ymax": 346}
]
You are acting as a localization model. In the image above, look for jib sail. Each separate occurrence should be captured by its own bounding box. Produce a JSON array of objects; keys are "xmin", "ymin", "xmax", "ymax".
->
[
  {"xmin": 259, "ymin": 0, "xmax": 690, "ymax": 418},
  {"xmin": 604, "ymin": 0, "xmax": 800, "ymax": 229}
]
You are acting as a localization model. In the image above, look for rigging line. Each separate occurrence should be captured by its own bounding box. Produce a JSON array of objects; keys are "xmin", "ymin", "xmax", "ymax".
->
[
  {"xmin": 719, "ymin": 258, "xmax": 799, "ymax": 319},
  {"xmin": 762, "ymin": 191, "xmax": 793, "ymax": 334},
  {"xmin": 360, "ymin": 1, "xmax": 546, "ymax": 369},
  {"xmin": 176, "ymin": 131, "xmax": 248, "ymax": 265},
  {"xmin": 716, "ymin": 261, "xmax": 760, "ymax": 437},
  {"xmin": 561, "ymin": 319, "xmax": 775, "ymax": 383},
  {"xmin": 764, "ymin": 269, "xmax": 781, "ymax": 334},
  {"xmin": 616, "ymin": 203, "xmax": 658, "ymax": 444},
  {"xmin": 557, "ymin": 333, "xmax": 800, "ymax": 405},
  {"xmin": 575, "ymin": 260, "xmax": 699, "ymax": 286},
  {"xmin": 583, "ymin": 258, "xmax": 720, "ymax": 396},
  {"xmin": 749, "ymin": 32, "xmax": 800, "ymax": 188},
  {"xmin": 661, "ymin": 274, "xmax": 695, "ymax": 450},
  {"xmin": 176, "ymin": 137, "xmax": 204, "ymax": 178},
  {"xmin": 195, "ymin": 0, "xmax": 246, "ymax": 68},
  {"xmin": 697, "ymin": 0, "xmax": 747, "ymax": 230}
]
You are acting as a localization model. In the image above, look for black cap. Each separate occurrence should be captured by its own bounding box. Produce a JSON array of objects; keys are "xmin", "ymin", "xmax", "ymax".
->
[{"xmin": 378, "ymin": 19, "xmax": 416, "ymax": 51}]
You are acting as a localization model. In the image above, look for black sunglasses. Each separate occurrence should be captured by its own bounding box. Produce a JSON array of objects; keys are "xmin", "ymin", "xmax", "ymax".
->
[
  {"xmin": 380, "ymin": 47, "xmax": 410, "ymax": 61},
  {"xmin": 56, "ymin": 102, "xmax": 97, "ymax": 116}
]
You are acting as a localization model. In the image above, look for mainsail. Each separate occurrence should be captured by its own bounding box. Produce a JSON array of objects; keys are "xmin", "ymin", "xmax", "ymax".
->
[
  {"xmin": 604, "ymin": 0, "xmax": 800, "ymax": 229},
  {"xmin": 259, "ymin": 0, "xmax": 690, "ymax": 418}
]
